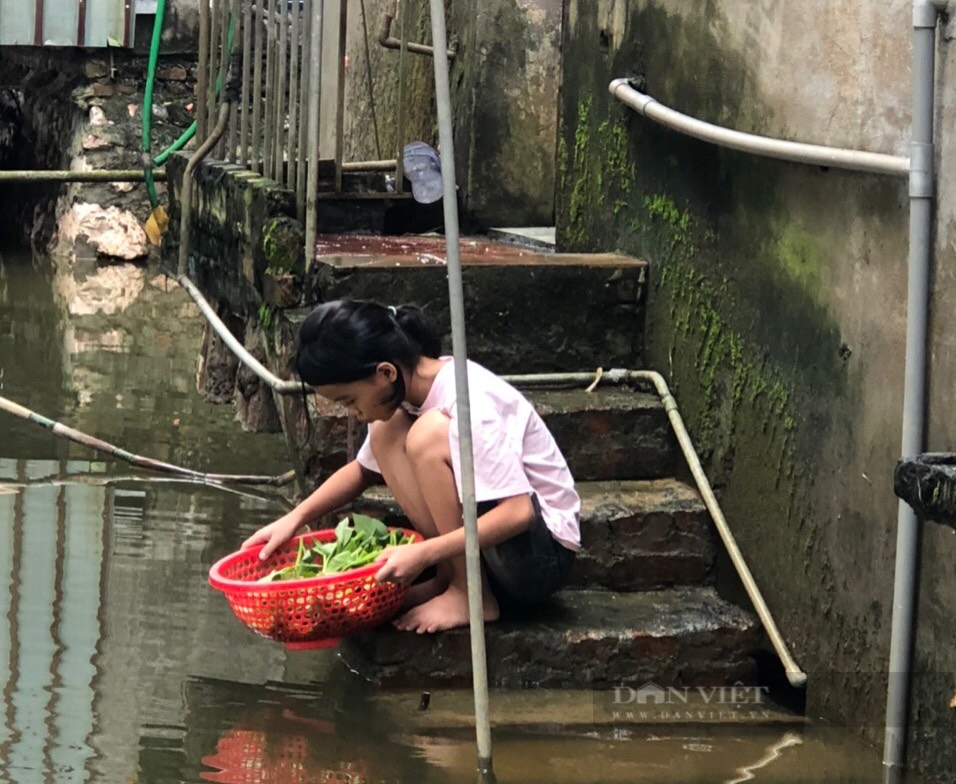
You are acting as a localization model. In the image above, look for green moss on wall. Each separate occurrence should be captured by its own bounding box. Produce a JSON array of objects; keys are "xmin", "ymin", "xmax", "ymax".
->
[{"xmin": 560, "ymin": 98, "xmax": 638, "ymax": 250}]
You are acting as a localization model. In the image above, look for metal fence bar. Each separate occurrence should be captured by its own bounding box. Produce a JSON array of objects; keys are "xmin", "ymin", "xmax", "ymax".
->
[
  {"xmin": 275, "ymin": 0, "xmax": 289, "ymax": 181},
  {"xmin": 239, "ymin": 0, "xmax": 253, "ymax": 165},
  {"xmin": 252, "ymin": 0, "xmax": 264, "ymax": 172},
  {"xmin": 394, "ymin": 0, "xmax": 410, "ymax": 192},
  {"xmin": 304, "ymin": 0, "xmax": 324, "ymax": 268},
  {"xmin": 296, "ymin": 0, "xmax": 312, "ymax": 219},
  {"xmin": 215, "ymin": 0, "xmax": 231, "ymax": 159},
  {"xmin": 197, "ymin": 0, "xmax": 210, "ymax": 142},
  {"xmin": 287, "ymin": 0, "xmax": 302, "ymax": 189},
  {"xmin": 226, "ymin": 0, "xmax": 240, "ymax": 161},
  {"xmin": 207, "ymin": 0, "xmax": 220, "ymax": 149},
  {"xmin": 263, "ymin": 0, "xmax": 275, "ymax": 179},
  {"xmin": 334, "ymin": 0, "xmax": 348, "ymax": 192}
]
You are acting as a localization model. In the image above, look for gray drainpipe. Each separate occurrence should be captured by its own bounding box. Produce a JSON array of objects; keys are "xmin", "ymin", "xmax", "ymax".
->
[{"xmin": 884, "ymin": 3, "xmax": 945, "ymax": 780}]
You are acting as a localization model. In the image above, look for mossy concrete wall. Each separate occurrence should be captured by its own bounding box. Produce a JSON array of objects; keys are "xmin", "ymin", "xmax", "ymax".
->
[{"xmin": 558, "ymin": 1, "xmax": 955, "ymax": 780}]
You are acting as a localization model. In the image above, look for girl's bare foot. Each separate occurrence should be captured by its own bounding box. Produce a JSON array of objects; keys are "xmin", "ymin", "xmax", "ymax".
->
[
  {"xmin": 393, "ymin": 584, "xmax": 499, "ymax": 634},
  {"xmin": 401, "ymin": 575, "xmax": 448, "ymax": 610}
]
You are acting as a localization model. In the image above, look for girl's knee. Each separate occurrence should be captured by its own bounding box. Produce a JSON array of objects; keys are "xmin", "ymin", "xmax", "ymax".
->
[
  {"xmin": 405, "ymin": 410, "xmax": 451, "ymax": 464},
  {"xmin": 368, "ymin": 408, "xmax": 414, "ymax": 455}
]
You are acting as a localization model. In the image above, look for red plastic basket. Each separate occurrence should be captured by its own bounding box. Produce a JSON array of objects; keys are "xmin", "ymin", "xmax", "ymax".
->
[{"xmin": 208, "ymin": 527, "xmax": 420, "ymax": 650}]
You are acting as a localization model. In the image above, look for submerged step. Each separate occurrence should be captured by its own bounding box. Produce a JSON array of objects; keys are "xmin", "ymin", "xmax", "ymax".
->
[
  {"xmin": 357, "ymin": 477, "xmax": 712, "ymax": 591},
  {"xmin": 339, "ymin": 586, "xmax": 761, "ymax": 689}
]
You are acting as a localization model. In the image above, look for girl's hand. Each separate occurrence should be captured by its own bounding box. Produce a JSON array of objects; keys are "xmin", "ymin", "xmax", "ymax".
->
[
  {"xmin": 374, "ymin": 542, "xmax": 432, "ymax": 585},
  {"xmin": 241, "ymin": 512, "xmax": 305, "ymax": 561}
]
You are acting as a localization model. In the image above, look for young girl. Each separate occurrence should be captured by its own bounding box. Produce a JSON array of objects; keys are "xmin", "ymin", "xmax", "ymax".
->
[{"xmin": 242, "ymin": 299, "xmax": 580, "ymax": 634}]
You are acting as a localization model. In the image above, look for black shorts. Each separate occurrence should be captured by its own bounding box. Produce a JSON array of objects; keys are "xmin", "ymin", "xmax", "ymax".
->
[{"xmin": 478, "ymin": 493, "xmax": 576, "ymax": 608}]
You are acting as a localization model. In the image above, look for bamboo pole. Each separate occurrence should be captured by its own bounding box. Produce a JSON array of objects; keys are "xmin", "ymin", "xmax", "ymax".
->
[{"xmin": 0, "ymin": 395, "xmax": 295, "ymax": 487}]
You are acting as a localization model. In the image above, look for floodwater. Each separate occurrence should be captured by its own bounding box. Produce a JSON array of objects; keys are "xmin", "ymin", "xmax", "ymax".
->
[{"xmin": 0, "ymin": 248, "xmax": 922, "ymax": 784}]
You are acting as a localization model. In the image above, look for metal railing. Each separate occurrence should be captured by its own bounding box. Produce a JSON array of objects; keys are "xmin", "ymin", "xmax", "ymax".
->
[{"xmin": 192, "ymin": 0, "xmax": 451, "ymax": 265}]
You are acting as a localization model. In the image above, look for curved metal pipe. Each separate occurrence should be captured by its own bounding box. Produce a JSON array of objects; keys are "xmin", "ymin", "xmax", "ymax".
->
[
  {"xmin": 505, "ymin": 370, "xmax": 807, "ymax": 688},
  {"xmin": 609, "ymin": 79, "xmax": 910, "ymax": 177}
]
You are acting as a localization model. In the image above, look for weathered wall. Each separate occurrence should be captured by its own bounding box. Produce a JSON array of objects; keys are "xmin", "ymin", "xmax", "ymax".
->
[
  {"xmin": 558, "ymin": 0, "xmax": 955, "ymax": 780},
  {"xmin": 344, "ymin": 0, "xmax": 561, "ymax": 228},
  {"xmin": 0, "ymin": 47, "xmax": 196, "ymax": 251}
]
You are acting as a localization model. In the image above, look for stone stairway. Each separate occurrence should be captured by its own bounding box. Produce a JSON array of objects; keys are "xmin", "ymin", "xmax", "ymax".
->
[
  {"xmin": 342, "ymin": 381, "xmax": 762, "ymax": 688},
  {"xmin": 264, "ymin": 234, "xmax": 764, "ymax": 689}
]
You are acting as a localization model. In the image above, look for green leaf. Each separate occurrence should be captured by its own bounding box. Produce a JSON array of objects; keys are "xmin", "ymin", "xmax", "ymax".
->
[
  {"xmin": 335, "ymin": 518, "xmax": 353, "ymax": 547},
  {"xmin": 352, "ymin": 513, "xmax": 388, "ymax": 540}
]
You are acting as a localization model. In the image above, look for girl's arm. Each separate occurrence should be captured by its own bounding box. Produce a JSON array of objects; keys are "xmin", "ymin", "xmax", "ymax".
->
[
  {"xmin": 375, "ymin": 493, "xmax": 535, "ymax": 584},
  {"xmin": 241, "ymin": 460, "xmax": 378, "ymax": 560}
]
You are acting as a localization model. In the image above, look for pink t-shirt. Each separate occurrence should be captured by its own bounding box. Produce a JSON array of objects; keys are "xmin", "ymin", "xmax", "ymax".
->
[{"xmin": 356, "ymin": 358, "xmax": 581, "ymax": 550}]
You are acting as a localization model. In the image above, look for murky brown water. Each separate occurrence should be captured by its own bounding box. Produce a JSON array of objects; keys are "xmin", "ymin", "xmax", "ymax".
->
[{"xmin": 0, "ymin": 248, "xmax": 921, "ymax": 784}]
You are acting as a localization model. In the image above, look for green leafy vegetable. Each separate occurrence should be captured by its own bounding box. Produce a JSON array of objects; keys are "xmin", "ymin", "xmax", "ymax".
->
[{"xmin": 260, "ymin": 514, "xmax": 414, "ymax": 582}]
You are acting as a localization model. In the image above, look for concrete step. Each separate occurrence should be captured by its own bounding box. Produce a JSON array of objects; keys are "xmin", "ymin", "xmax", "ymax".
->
[
  {"xmin": 287, "ymin": 383, "xmax": 677, "ymax": 488},
  {"xmin": 356, "ymin": 478, "xmax": 712, "ymax": 591},
  {"xmin": 297, "ymin": 233, "xmax": 647, "ymax": 375},
  {"xmin": 571, "ymin": 479, "xmax": 715, "ymax": 590},
  {"xmin": 338, "ymin": 586, "xmax": 760, "ymax": 689}
]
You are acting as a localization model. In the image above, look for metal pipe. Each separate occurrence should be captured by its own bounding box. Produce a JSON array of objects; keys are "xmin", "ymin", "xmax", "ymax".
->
[
  {"xmin": 177, "ymin": 101, "xmax": 233, "ymax": 278},
  {"xmin": 378, "ymin": 11, "xmax": 456, "ymax": 58},
  {"xmin": 609, "ymin": 79, "xmax": 910, "ymax": 177},
  {"xmin": 883, "ymin": 3, "xmax": 944, "ymax": 779},
  {"xmin": 503, "ymin": 370, "xmax": 807, "ymax": 687},
  {"xmin": 427, "ymin": 0, "xmax": 493, "ymax": 772},
  {"xmin": 341, "ymin": 159, "xmax": 398, "ymax": 172},
  {"xmin": 304, "ymin": 0, "xmax": 324, "ymax": 269},
  {"xmin": 178, "ymin": 276, "xmax": 304, "ymax": 394},
  {"xmin": 0, "ymin": 170, "xmax": 166, "ymax": 183}
]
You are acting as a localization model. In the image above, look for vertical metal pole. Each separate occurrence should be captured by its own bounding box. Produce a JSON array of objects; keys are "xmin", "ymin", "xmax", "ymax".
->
[
  {"xmin": 394, "ymin": 0, "xmax": 409, "ymax": 191},
  {"xmin": 296, "ymin": 0, "xmax": 313, "ymax": 219},
  {"xmin": 287, "ymin": 0, "xmax": 302, "ymax": 189},
  {"xmin": 427, "ymin": 0, "xmax": 493, "ymax": 774},
  {"xmin": 240, "ymin": 0, "xmax": 253, "ymax": 165},
  {"xmin": 275, "ymin": 0, "xmax": 289, "ymax": 180},
  {"xmin": 882, "ymin": 4, "xmax": 939, "ymax": 782},
  {"xmin": 252, "ymin": 0, "xmax": 265, "ymax": 172},
  {"xmin": 263, "ymin": 0, "xmax": 276, "ymax": 179},
  {"xmin": 334, "ymin": 0, "xmax": 348, "ymax": 192},
  {"xmin": 216, "ymin": 0, "xmax": 231, "ymax": 158},
  {"xmin": 304, "ymin": 0, "xmax": 324, "ymax": 268},
  {"xmin": 197, "ymin": 0, "xmax": 210, "ymax": 142},
  {"xmin": 207, "ymin": 0, "xmax": 220, "ymax": 147},
  {"xmin": 226, "ymin": 0, "xmax": 241, "ymax": 161}
]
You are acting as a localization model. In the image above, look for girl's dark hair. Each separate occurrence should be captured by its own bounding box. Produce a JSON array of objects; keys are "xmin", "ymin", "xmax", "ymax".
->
[{"xmin": 295, "ymin": 299, "xmax": 441, "ymax": 405}]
